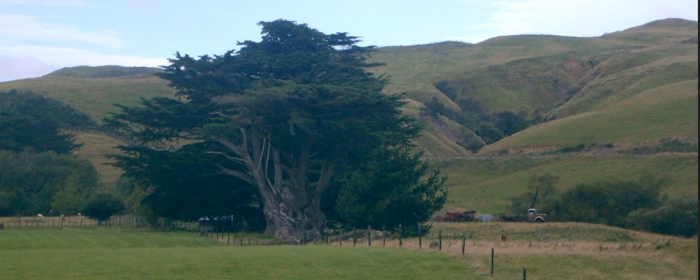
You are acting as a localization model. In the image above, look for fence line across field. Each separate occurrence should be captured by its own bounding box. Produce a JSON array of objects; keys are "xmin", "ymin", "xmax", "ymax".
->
[
  {"xmin": 0, "ymin": 216, "xmax": 555, "ymax": 278},
  {"xmin": 0, "ymin": 214, "xmax": 150, "ymax": 229}
]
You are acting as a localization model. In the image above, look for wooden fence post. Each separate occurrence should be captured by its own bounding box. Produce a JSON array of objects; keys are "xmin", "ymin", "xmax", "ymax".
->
[
  {"xmin": 462, "ymin": 233, "xmax": 466, "ymax": 256},
  {"xmin": 398, "ymin": 224, "xmax": 403, "ymax": 247},
  {"xmin": 367, "ymin": 225, "xmax": 372, "ymax": 247},
  {"xmin": 523, "ymin": 268, "xmax": 527, "ymax": 280},
  {"xmin": 439, "ymin": 230, "xmax": 442, "ymax": 250},
  {"xmin": 418, "ymin": 225, "xmax": 422, "ymax": 249},
  {"xmin": 382, "ymin": 224, "xmax": 386, "ymax": 247},
  {"xmin": 353, "ymin": 227, "xmax": 357, "ymax": 246},
  {"xmin": 491, "ymin": 248, "xmax": 495, "ymax": 276}
]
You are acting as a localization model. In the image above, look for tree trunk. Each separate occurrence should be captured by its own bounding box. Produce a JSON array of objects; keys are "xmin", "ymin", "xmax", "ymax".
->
[
  {"xmin": 262, "ymin": 196, "xmax": 326, "ymax": 244},
  {"xmin": 214, "ymin": 130, "xmax": 331, "ymax": 244}
]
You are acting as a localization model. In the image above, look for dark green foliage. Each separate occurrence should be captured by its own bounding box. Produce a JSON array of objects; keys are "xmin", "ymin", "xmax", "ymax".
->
[
  {"xmin": 107, "ymin": 20, "xmax": 438, "ymax": 241},
  {"xmin": 553, "ymin": 176, "xmax": 666, "ymax": 227},
  {"xmin": 0, "ymin": 90, "xmax": 96, "ymax": 129},
  {"xmin": 457, "ymin": 98, "xmax": 489, "ymax": 121},
  {"xmin": 628, "ymin": 138, "xmax": 699, "ymax": 154},
  {"xmin": 627, "ymin": 198, "xmax": 698, "ymax": 237},
  {"xmin": 332, "ymin": 147, "xmax": 446, "ymax": 229},
  {"xmin": 51, "ymin": 174, "xmax": 90, "ymax": 215},
  {"xmin": 110, "ymin": 143, "xmax": 265, "ymax": 230},
  {"xmin": 0, "ymin": 90, "xmax": 90, "ymax": 154},
  {"xmin": 0, "ymin": 114, "xmax": 79, "ymax": 154},
  {"xmin": 82, "ymin": 192, "xmax": 125, "ymax": 224},
  {"xmin": 475, "ymin": 122, "xmax": 504, "ymax": 144},
  {"xmin": 423, "ymin": 97, "xmax": 447, "ymax": 116},
  {"xmin": 559, "ymin": 143, "xmax": 587, "ymax": 153},
  {"xmin": 0, "ymin": 151, "xmax": 99, "ymax": 215},
  {"xmin": 434, "ymin": 80, "xmax": 459, "ymax": 101},
  {"xmin": 491, "ymin": 111, "xmax": 529, "ymax": 137}
]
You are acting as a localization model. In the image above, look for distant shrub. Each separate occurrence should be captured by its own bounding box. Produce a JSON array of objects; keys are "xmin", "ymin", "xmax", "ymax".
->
[
  {"xmin": 491, "ymin": 111, "xmax": 529, "ymax": 137},
  {"xmin": 434, "ymin": 80, "xmax": 458, "ymax": 101},
  {"xmin": 627, "ymin": 198, "xmax": 698, "ymax": 237},
  {"xmin": 553, "ymin": 176, "xmax": 666, "ymax": 227},
  {"xmin": 559, "ymin": 143, "xmax": 586, "ymax": 153},
  {"xmin": 475, "ymin": 122, "xmax": 504, "ymax": 144},
  {"xmin": 627, "ymin": 138, "xmax": 698, "ymax": 155},
  {"xmin": 82, "ymin": 193, "xmax": 125, "ymax": 225}
]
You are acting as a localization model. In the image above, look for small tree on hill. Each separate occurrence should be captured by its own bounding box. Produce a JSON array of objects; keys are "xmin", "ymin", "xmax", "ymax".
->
[{"xmin": 507, "ymin": 173, "xmax": 559, "ymax": 214}]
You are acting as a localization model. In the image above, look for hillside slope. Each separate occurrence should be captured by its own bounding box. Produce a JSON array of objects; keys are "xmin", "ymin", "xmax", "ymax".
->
[
  {"xmin": 0, "ymin": 66, "xmax": 175, "ymax": 122},
  {"xmin": 0, "ymin": 19, "xmax": 696, "ymax": 187},
  {"xmin": 368, "ymin": 18, "xmax": 697, "ymax": 156}
]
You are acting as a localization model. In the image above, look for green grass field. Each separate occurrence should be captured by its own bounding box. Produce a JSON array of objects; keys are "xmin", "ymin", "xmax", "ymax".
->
[
  {"xmin": 436, "ymin": 154, "xmax": 698, "ymax": 214},
  {"xmin": 0, "ymin": 224, "xmax": 696, "ymax": 280},
  {"xmin": 0, "ymin": 76, "xmax": 176, "ymax": 123},
  {"xmin": 481, "ymin": 79, "xmax": 698, "ymax": 154},
  {"xmin": 0, "ymin": 228, "xmax": 471, "ymax": 280}
]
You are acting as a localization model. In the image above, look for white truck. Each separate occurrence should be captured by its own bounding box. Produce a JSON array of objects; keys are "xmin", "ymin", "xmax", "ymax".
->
[{"xmin": 527, "ymin": 208, "xmax": 547, "ymax": 222}]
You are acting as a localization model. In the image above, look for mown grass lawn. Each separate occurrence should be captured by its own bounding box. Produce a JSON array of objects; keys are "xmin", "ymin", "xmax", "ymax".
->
[
  {"xmin": 0, "ymin": 224, "xmax": 696, "ymax": 280},
  {"xmin": 0, "ymin": 228, "xmax": 472, "ymax": 280}
]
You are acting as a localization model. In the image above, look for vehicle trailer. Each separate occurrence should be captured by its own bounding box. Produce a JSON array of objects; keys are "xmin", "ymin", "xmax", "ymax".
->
[{"xmin": 434, "ymin": 210, "xmax": 477, "ymax": 222}]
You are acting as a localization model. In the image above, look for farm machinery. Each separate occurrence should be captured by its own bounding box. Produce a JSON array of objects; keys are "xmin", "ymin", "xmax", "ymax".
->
[{"xmin": 434, "ymin": 210, "xmax": 477, "ymax": 222}]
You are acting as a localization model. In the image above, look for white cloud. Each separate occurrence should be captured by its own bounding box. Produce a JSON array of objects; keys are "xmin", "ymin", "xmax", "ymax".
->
[
  {"xmin": 457, "ymin": 0, "xmax": 699, "ymax": 43},
  {"xmin": 0, "ymin": 13, "xmax": 124, "ymax": 48},
  {"xmin": 0, "ymin": 8, "xmax": 164, "ymax": 81}
]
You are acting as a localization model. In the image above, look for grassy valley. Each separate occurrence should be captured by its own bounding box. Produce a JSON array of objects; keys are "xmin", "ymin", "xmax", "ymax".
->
[
  {"xmin": 0, "ymin": 19, "xmax": 696, "ymax": 211},
  {"xmin": 0, "ymin": 18, "xmax": 697, "ymax": 280}
]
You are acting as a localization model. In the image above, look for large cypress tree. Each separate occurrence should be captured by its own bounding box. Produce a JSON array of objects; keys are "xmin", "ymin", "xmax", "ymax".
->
[{"xmin": 108, "ymin": 20, "xmax": 442, "ymax": 243}]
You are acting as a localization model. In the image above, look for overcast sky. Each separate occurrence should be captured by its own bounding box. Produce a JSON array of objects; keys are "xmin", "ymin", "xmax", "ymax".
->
[{"xmin": 0, "ymin": 0, "xmax": 697, "ymax": 82}]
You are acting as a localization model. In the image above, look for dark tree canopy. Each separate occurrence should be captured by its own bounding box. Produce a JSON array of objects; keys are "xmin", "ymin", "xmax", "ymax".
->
[
  {"xmin": 0, "ymin": 90, "xmax": 96, "ymax": 129},
  {"xmin": 0, "ymin": 151, "xmax": 99, "ymax": 216},
  {"xmin": 549, "ymin": 176, "xmax": 667, "ymax": 227},
  {"xmin": 110, "ymin": 143, "xmax": 264, "ymax": 229},
  {"xmin": 0, "ymin": 90, "xmax": 89, "ymax": 154},
  {"xmin": 332, "ymin": 148, "xmax": 446, "ymax": 229},
  {"xmin": 107, "ymin": 20, "xmax": 444, "ymax": 243},
  {"xmin": 82, "ymin": 192, "xmax": 125, "ymax": 225}
]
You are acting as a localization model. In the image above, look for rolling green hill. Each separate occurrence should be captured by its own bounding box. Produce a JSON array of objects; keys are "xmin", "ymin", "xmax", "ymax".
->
[
  {"xmin": 0, "ymin": 66, "xmax": 175, "ymax": 123},
  {"xmin": 368, "ymin": 18, "xmax": 697, "ymax": 156},
  {"xmin": 0, "ymin": 19, "xmax": 696, "ymax": 212}
]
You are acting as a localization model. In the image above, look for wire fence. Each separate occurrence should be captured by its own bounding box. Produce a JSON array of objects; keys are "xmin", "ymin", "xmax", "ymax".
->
[{"xmin": 0, "ymin": 214, "xmax": 152, "ymax": 229}]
